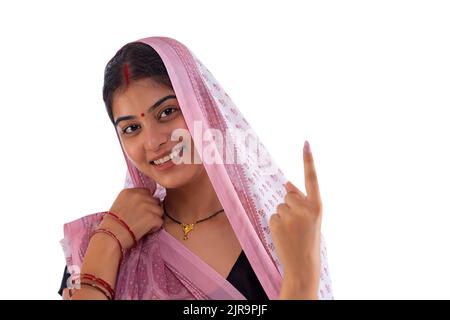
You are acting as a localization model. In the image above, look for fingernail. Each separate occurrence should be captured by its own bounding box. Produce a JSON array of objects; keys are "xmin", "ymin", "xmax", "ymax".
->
[{"xmin": 304, "ymin": 140, "xmax": 311, "ymax": 153}]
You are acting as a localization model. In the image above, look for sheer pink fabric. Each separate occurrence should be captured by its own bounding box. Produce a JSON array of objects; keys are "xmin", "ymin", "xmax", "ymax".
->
[{"xmin": 60, "ymin": 36, "xmax": 333, "ymax": 300}]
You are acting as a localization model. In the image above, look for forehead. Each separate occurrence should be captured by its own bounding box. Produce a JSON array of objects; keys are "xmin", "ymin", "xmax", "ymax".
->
[{"xmin": 112, "ymin": 78, "xmax": 175, "ymax": 117}]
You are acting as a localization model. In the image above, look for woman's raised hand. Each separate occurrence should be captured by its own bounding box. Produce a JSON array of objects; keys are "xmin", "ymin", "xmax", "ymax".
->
[{"xmin": 269, "ymin": 141, "xmax": 323, "ymax": 298}]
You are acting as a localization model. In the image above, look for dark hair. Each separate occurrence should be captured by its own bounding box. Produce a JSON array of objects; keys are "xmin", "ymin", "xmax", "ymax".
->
[{"xmin": 102, "ymin": 42, "xmax": 173, "ymax": 124}]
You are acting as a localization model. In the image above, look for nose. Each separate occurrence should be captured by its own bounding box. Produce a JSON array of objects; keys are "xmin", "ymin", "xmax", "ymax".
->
[{"xmin": 142, "ymin": 123, "xmax": 169, "ymax": 152}]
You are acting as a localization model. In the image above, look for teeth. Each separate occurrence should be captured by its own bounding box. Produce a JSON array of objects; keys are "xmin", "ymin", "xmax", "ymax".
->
[{"xmin": 153, "ymin": 147, "xmax": 183, "ymax": 165}]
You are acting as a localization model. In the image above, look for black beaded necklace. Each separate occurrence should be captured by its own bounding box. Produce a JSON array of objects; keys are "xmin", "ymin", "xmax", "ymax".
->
[{"xmin": 162, "ymin": 198, "xmax": 224, "ymax": 240}]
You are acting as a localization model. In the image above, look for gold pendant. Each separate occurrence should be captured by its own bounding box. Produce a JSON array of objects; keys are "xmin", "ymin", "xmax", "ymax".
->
[{"xmin": 181, "ymin": 223, "xmax": 194, "ymax": 240}]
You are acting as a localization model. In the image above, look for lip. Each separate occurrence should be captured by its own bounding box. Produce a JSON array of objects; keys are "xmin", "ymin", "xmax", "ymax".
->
[
  {"xmin": 149, "ymin": 145, "xmax": 183, "ymax": 163},
  {"xmin": 150, "ymin": 147, "xmax": 184, "ymax": 171}
]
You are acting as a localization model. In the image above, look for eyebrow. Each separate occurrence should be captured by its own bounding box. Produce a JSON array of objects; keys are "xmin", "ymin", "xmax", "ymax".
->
[{"xmin": 114, "ymin": 94, "xmax": 177, "ymax": 127}]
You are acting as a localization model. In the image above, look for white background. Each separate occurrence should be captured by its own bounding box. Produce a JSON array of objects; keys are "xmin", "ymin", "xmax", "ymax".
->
[{"xmin": 0, "ymin": 0, "xmax": 449, "ymax": 299}]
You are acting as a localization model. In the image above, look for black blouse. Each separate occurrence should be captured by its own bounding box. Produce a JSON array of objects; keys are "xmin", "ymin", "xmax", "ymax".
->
[{"xmin": 58, "ymin": 250, "xmax": 269, "ymax": 300}]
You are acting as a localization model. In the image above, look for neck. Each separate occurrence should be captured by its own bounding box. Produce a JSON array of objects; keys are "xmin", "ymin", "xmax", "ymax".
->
[{"xmin": 164, "ymin": 168, "xmax": 223, "ymax": 224}]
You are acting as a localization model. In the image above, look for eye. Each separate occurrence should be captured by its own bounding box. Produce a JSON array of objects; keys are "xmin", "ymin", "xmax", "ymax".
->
[
  {"xmin": 122, "ymin": 124, "xmax": 141, "ymax": 135},
  {"xmin": 159, "ymin": 107, "xmax": 178, "ymax": 119}
]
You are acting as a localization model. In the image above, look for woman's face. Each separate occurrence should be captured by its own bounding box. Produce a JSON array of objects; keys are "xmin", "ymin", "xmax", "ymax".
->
[{"xmin": 112, "ymin": 78, "xmax": 205, "ymax": 189}]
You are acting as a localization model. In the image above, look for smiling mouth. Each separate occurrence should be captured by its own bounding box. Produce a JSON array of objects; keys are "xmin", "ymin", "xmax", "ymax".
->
[{"xmin": 150, "ymin": 146, "xmax": 184, "ymax": 166}]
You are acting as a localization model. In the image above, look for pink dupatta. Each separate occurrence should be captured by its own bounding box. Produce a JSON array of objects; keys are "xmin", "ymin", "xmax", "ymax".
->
[{"xmin": 60, "ymin": 36, "xmax": 333, "ymax": 300}]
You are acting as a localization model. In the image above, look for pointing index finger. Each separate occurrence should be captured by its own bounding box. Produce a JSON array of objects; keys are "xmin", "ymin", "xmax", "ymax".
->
[{"xmin": 303, "ymin": 140, "xmax": 320, "ymax": 201}]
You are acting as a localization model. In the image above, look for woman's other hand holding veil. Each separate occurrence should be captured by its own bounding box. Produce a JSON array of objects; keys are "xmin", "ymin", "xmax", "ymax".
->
[{"xmin": 100, "ymin": 188, "xmax": 164, "ymax": 250}]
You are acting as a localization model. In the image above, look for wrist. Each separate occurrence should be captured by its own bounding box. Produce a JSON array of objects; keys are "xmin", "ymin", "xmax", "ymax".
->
[
  {"xmin": 80, "ymin": 232, "xmax": 122, "ymax": 286},
  {"xmin": 98, "ymin": 217, "xmax": 134, "ymax": 250},
  {"xmin": 279, "ymin": 274, "xmax": 318, "ymax": 300},
  {"xmin": 88, "ymin": 230, "xmax": 123, "ymax": 260}
]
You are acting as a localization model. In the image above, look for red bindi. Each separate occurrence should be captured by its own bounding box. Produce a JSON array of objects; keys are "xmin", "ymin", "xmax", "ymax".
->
[{"xmin": 140, "ymin": 112, "xmax": 145, "ymax": 117}]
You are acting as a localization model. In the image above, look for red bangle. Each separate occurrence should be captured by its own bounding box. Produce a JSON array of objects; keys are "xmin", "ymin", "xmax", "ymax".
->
[
  {"xmin": 103, "ymin": 211, "xmax": 137, "ymax": 248},
  {"xmin": 80, "ymin": 273, "xmax": 115, "ymax": 300},
  {"xmin": 91, "ymin": 228, "xmax": 124, "ymax": 262},
  {"xmin": 79, "ymin": 281, "xmax": 112, "ymax": 300}
]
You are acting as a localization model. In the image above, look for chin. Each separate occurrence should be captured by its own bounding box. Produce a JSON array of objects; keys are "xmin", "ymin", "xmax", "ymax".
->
[{"xmin": 144, "ymin": 163, "xmax": 205, "ymax": 190}]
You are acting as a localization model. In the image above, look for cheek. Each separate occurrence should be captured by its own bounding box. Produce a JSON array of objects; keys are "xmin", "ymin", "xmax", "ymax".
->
[
  {"xmin": 178, "ymin": 117, "xmax": 192, "ymax": 142},
  {"xmin": 122, "ymin": 139, "xmax": 145, "ymax": 166},
  {"xmin": 175, "ymin": 115, "xmax": 188, "ymax": 130},
  {"xmin": 168, "ymin": 117, "xmax": 190, "ymax": 143}
]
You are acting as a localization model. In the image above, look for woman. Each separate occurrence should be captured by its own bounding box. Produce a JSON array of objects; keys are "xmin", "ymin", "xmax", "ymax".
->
[{"xmin": 58, "ymin": 37, "xmax": 333, "ymax": 300}]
